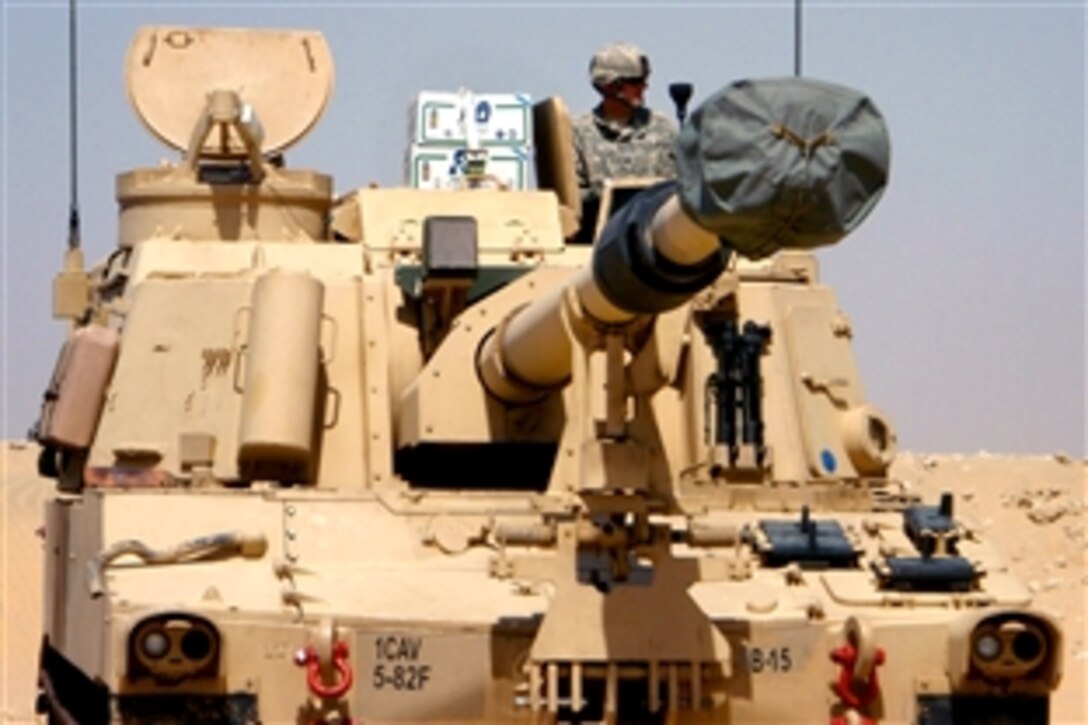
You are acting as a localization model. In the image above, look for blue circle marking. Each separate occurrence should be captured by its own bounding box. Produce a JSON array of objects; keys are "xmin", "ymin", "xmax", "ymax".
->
[{"xmin": 820, "ymin": 449, "xmax": 837, "ymax": 473}]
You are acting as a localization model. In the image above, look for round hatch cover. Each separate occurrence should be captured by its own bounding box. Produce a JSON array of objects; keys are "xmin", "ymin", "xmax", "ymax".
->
[{"xmin": 126, "ymin": 26, "xmax": 334, "ymax": 154}]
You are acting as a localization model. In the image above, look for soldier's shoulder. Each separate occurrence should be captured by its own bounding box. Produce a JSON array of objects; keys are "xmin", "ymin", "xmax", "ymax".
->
[
  {"xmin": 571, "ymin": 111, "xmax": 598, "ymax": 133},
  {"xmin": 571, "ymin": 112, "xmax": 602, "ymax": 147}
]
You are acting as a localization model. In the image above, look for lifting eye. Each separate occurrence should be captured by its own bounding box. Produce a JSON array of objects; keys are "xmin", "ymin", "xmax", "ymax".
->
[{"xmin": 840, "ymin": 404, "xmax": 897, "ymax": 476}]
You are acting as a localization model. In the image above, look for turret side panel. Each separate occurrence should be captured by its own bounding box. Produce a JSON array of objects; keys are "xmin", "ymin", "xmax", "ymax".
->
[
  {"xmin": 739, "ymin": 282, "xmax": 831, "ymax": 483},
  {"xmin": 91, "ymin": 279, "xmax": 249, "ymax": 477},
  {"xmin": 775, "ymin": 287, "xmax": 869, "ymax": 480}
]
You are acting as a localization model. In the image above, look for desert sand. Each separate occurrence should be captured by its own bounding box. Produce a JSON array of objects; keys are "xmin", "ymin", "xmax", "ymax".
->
[{"xmin": 2, "ymin": 442, "xmax": 1084, "ymax": 723}]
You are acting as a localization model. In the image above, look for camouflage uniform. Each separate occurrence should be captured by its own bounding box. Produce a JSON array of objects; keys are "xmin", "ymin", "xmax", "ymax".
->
[{"xmin": 572, "ymin": 105, "xmax": 677, "ymax": 203}]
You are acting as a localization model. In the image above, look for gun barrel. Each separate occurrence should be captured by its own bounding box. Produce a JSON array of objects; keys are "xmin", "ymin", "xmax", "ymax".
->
[
  {"xmin": 479, "ymin": 193, "xmax": 720, "ymax": 403},
  {"xmin": 479, "ymin": 77, "xmax": 890, "ymax": 404}
]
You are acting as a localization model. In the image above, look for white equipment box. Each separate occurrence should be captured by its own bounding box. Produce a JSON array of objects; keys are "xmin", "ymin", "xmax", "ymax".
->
[
  {"xmin": 409, "ymin": 90, "xmax": 533, "ymax": 147},
  {"xmin": 406, "ymin": 145, "xmax": 533, "ymax": 190}
]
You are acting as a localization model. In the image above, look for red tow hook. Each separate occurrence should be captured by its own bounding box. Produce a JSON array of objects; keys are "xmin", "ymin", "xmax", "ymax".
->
[
  {"xmin": 295, "ymin": 639, "xmax": 354, "ymax": 700},
  {"xmin": 830, "ymin": 641, "xmax": 886, "ymax": 711}
]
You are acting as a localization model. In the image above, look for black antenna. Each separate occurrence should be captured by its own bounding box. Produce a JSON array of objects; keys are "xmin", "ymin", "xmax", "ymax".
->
[
  {"xmin": 794, "ymin": 0, "xmax": 803, "ymax": 77},
  {"xmin": 67, "ymin": 0, "xmax": 81, "ymax": 252},
  {"xmin": 668, "ymin": 82, "xmax": 694, "ymax": 126}
]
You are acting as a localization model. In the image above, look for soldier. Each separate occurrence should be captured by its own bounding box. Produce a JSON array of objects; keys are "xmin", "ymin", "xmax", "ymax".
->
[{"xmin": 572, "ymin": 42, "xmax": 677, "ymax": 205}]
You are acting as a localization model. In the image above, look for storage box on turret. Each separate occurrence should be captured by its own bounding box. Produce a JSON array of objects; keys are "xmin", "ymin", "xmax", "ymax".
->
[
  {"xmin": 409, "ymin": 91, "xmax": 533, "ymax": 147},
  {"xmin": 406, "ymin": 145, "xmax": 533, "ymax": 190}
]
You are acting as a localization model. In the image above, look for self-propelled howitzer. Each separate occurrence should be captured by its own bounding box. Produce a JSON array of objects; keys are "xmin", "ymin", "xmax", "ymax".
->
[{"xmin": 34, "ymin": 26, "xmax": 1062, "ymax": 725}]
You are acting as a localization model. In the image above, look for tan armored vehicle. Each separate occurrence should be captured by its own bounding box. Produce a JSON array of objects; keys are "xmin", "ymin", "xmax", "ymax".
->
[{"xmin": 34, "ymin": 27, "xmax": 1063, "ymax": 724}]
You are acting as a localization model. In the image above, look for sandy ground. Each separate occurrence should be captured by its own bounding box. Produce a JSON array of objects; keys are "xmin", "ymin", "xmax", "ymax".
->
[
  {"xmin": 1, "ymin": 442, "xmax": 50, "ymax": 724},
  {"xmin": 1, "ymin": 442, "xmax": 1084, "ymax": 723}
]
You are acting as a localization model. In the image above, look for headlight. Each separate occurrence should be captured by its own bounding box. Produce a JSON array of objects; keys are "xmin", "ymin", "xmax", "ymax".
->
[
  {"xmin": 969, "ymin": 618, "xmax": 1049, "ymax": 680},
  {"xmin": 973, "ymin": 632, "xmax": 1001, "ymax": 662},
  {"xmin": 139, "ymin": 629, "xmax": 170, "ymax": 659},
  {"xmin": 128, "ymin": 612, "xmax": 221, "ymax": 684},
  {"xmin": 181, "ymin": 628, "xmax": 214, "ymax": 660},
  {"xmin": 948, "ymin": 608, "xmax": 1062, "ymax": 693},
  {"xmin": 1011, "ymin": 629, "xmax": 1043, "ymax": 662}
]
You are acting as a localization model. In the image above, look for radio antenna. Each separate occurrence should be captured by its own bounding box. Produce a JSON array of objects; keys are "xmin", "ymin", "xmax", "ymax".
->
[
  {"xmin": 67, "ymin": 0, "xmax": 81, "ymax": 252},
  {"xmin": 52, "ymin": 0, "xmax": 88, "ymax": 324},
  {"xmin": 794, "ymin": 0, "xmax": 803, "ymax": 77}
]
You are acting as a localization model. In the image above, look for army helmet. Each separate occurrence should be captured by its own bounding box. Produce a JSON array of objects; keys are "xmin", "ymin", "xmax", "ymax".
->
[{"xmin": 589, "ymin": 42, "xmax": 651, "ymax": 87}]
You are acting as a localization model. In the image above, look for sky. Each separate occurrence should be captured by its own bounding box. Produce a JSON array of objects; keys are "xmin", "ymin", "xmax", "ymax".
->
[{"xmin": 1, "ymin": 0, "xmax": 1084, "ymax": 457}]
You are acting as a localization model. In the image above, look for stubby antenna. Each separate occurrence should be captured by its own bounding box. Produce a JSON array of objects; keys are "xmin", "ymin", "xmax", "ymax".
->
[
  {"xmin": 67, "ymin": 0, "xmax": 81, "ymax": 252},
  {"xmin": 668, "ymin": 82, "xmax": 694, "ymax": 126},
  {"xmin": 794, "ymin": 0, "xmax": 803, "ymax": 77}
]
